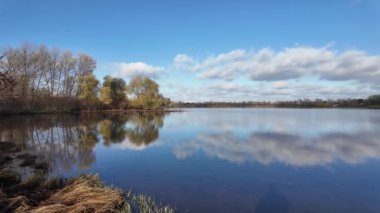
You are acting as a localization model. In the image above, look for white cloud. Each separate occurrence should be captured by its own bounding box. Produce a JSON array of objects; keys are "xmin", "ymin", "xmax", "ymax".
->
[
  {"xmin": 164, "ymin": 81, "xmax": 375, "ymax": 102},
  {"xmin": 173, "ymin": 54, "xmax": 200, "ymax": 72},
  {"xmin": 108, "ymin": 45, "xmax": 380, "ymax": 101},
  {"xmin": 203, "ymin": 49, "xmax": 246, "ymax": 67},
  {"xmin": 197, "ymin": 50, "xmax": 248, "ymax": 80},
  {"xmin": 173, "ymin": 46, "xmax": 380, "ymax": 84},
  {"xmin": 113, "ymin": 62, "xmax": 164, "ymax": 78},
  {"xmin": 173, "ymin": 54, "xmax": 194, "ymax": 65},
  {"xmin": 247, "ymin": 46, "xmax": 335, "ymax": 81},
  {"xmin": 272, "ymin": 81, "xmax": 289, "ymax": 89}
]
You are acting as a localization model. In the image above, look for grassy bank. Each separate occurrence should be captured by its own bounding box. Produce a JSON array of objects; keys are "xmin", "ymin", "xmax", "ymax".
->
[
  {"xmin": 21, "ymin": 175, "xmax": 173, "ymax": 213},
  {"xmin": 0, "ymin": 141, "xmax": 174, "ymax": 213},
  {"xmin": 1, "ymin": 174, "xmax": 174, "ymax": 213}
]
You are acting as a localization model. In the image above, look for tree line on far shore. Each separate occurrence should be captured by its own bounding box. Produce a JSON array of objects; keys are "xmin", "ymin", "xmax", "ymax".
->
[
  {"xmin": 0, "ymin": 43, "xmax": 170, "ymax": 114},
  {"xmin": 173, "ymin": 95, "xmax": 380, "ymax": 108}
]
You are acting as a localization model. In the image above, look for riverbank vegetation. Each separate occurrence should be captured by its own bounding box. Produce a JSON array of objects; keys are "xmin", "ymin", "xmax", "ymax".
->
[
  {"xmin": 0, "ymin": 43, "xmax": 171, "ymax": 115},
  {"xmin": 0, "ymin": 139, "xmax": 174, "ymax": 212}
]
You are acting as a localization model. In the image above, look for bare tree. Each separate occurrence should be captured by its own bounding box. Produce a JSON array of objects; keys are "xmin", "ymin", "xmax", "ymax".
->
[{"xmin": 0, "ymin": 43, "xmax": 97, "ymax": 101}]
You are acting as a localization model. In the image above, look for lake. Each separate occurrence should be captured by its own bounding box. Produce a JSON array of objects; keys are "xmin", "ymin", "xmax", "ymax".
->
[{"xmin": 1, "ymin": 108, "xmax": 380, "ymax": 213}]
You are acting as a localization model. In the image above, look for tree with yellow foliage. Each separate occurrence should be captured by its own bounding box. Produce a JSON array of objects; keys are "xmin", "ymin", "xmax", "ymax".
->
[
  {"xmin": 100, "ymin": 75, "xmax": 127, "ymax": 108},
  {"xmin": 127, "ymin": 76, "xmax": 170, "ymax": 110},
  {"xmin": 78, "ymin": 73, "xmax": 99, "ymax": 102}
]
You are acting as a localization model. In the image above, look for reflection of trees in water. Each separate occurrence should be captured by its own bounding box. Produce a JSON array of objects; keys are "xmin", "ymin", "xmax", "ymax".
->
[
  {"xmin": 75, "ymin": 123, "xmax": 99, "ymax": 169},
  {"xmin": 0, "ymin": 115, "xmax": 100, "ymax": 174},
  {"xmin": 125, "ymin": 113, "xmax": 164, "ymax": 146},
  {"xmin": 0, "ymin": 113, "xmax": 166, "ymax": 175},
  {"xmin": 99, "ymin": 118, "xmax": 127, "ymax": 145},
  {"xmin": 99, "ymin": 112, "xmax": 165, "ymax": 147}
]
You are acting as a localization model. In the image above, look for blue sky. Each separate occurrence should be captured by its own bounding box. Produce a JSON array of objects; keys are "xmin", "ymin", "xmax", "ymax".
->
[{"xmin": 1, "ymin": 0, "xmax": 379, "ymax": 101}]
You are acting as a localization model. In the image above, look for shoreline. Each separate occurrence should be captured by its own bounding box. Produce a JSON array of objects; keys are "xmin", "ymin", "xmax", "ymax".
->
[
  {"xmin": 174, "ymin": 106, "xmax": 380, "ymax": 109},
  {"xmin": 0, "ymin": 141, "xmax": 174, "ymax": 213},
  {"xmin": 80, "ymin": 108, "xmax": 184, "ymax": 113},
  {"xmin": 1, "ymin": 106, "xmax": 380, "ymax": 116},
  {"xmin": 0, "ymin": 108, "xmax": 184, "ymax": 116}
]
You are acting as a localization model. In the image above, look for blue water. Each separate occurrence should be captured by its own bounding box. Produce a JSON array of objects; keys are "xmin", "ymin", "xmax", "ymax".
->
[{"xmin": 2, "ymin": 108, "xmax": 380, "ymax": 212}]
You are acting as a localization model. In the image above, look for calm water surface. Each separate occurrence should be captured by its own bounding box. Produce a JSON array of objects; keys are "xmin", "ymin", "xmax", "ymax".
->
[{"xmin": 1, "ymin": 108, "xmax": 380, "ymax": 213}]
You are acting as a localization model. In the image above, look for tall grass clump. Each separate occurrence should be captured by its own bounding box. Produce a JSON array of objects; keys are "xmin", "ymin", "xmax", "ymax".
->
[{"xmin": 118, "ymin": 191, "xmax": 174, "ymax": 213}]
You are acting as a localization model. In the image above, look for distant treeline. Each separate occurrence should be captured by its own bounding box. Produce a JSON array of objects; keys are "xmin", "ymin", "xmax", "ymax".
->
[
  {"xmin": 173, "ymin": 95, "xmax": 380, "ymax": 109},
  {"xmin": 0, "ymin": 43, "xmax": 170, "ymax": 114},
  {"xmin": 173, "ymin": 101, "xmax": 271, "ymax": 108}
]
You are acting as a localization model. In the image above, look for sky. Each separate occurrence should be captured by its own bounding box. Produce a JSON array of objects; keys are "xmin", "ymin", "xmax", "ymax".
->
[{"xmin": 1, "ymin": 0, "xmax": 379, "ymax": 102}]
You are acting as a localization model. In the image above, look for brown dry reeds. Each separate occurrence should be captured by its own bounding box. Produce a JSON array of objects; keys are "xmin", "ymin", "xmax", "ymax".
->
[{"xmin": 26, "ymin": 174, "xmax": 123, "ymax": 213}]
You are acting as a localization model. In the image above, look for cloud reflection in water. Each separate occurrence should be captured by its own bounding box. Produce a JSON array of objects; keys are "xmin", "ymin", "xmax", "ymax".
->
[{"xmin": 174, "ymin": 130, "xmax": 380, "ymax": 166}]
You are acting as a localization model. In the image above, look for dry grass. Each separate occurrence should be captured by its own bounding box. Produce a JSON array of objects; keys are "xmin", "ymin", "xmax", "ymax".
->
[
  {"xmin": 1, "ymin": 151, "xmax": 175, "ymax": 213},
  {"xmin": 119, "ymin": 192, "xmax": 174, "ymax": 213},
  {"xmin": 24, "ymin": 174, "xmax": 124, "ymax": 213}
]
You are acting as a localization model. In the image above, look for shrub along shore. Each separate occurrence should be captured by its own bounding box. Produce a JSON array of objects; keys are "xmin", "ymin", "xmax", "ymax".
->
[
  {"xmin": 0, "ymin": 97, "xmax": 179, "ymax": 115},
  {"xmin": 0, "ymin": 141, "xmax": 174, "ymax": 213}
]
